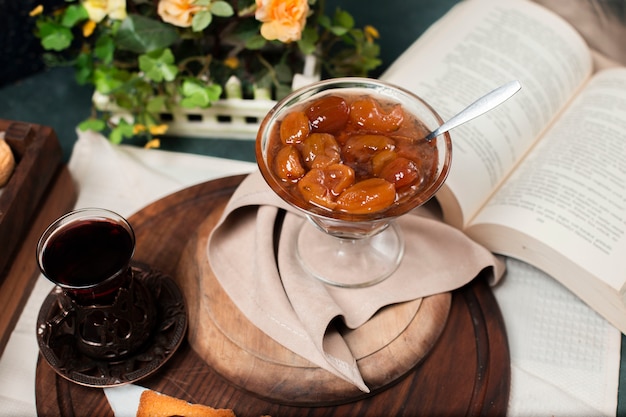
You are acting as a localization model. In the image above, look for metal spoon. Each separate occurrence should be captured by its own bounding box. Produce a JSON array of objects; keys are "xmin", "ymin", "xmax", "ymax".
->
[{"xmin": 424, "ymin": 80, "xmax": 522, "ymax": 141}]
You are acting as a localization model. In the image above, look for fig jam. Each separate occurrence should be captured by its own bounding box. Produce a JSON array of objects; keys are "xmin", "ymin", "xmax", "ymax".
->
[{"xmin": 267, "ymin": 93, "xmax": 438, "ymax": 214}]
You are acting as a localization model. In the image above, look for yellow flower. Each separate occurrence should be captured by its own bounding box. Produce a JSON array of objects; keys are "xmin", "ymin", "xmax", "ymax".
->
[
  {"xmin": 83, "ymin": 0, "xmax": 127, "ymax": 23},
  {"xmin": 133, "ymin": 124, "xmax": 147, "ymax": 134},
  {"xmin": 29, "ymin": 5, "xmax": 44, "ymax": 17},
  {"xmin": 157, "ymin": 0, "xmax": 204, "ymax": 28},
  {"xmin": 255, "ymin": 0, "xmax": 308, "ymax": 43},
  {"xmin": 364, "ymin": 25, "xmax": 379, "ymax": 43},
  {"xmin": 144, "ymin": 139, "xmax": 161, "ymax": 149},
  {"xmin": 224, "ymin": 56, "xmax": 240, "ymax": 69},
  {"xmin": 148, "ymin": 124, "xmax": 169, "ymax": 135},
  {"xmin": 83, "ymin": 20, "xmax": 97, "ymax": 37}
]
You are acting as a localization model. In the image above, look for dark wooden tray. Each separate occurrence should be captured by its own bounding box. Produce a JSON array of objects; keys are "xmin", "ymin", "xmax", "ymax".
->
[
  {"xmin": 36, "ymin": 174, "xmax": 510, "ymax": 417},
  {"xmin": 0, "ymin": 120, "xmax": 77, "ymax": 356},
  {"xmin": 0, "ymin": 120, "xmax": 65, "ymax": 276}
]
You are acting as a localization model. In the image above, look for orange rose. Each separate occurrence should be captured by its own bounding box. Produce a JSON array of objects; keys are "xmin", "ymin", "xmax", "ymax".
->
[
  {"xmin": 255, "ymin": 0, "xmax": 308, "ymax": 43},
  {"xmin": 157, "ymin": 0, "xmax": 204, "ymax": 28}
]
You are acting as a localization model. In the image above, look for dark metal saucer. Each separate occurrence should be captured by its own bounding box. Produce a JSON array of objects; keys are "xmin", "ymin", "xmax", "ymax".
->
[{"xmin": 36, "ymin": 265, "xmax": 187, "ymax": 388}]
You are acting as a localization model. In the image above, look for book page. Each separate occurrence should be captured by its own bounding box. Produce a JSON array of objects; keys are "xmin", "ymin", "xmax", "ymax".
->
[
  {"xmin": 381, "ymin": 0, "xmax": 593, "ymax": 228},
  {"xmin": 469, "ymin": 68, "xmax": 626, "ymax": 291}
]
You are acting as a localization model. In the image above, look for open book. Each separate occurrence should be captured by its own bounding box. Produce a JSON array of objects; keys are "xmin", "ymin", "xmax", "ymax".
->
[{"xmin": 381, "ymin": 0, "xmax": 626, "ymax": 333}]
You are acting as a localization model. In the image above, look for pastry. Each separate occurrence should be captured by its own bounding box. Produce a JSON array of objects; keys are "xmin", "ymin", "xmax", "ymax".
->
[
  {"xmin": 136, "ymin": 389, "xmax": 236, "ymax": 417},
  {"xmin": 0, "ymin": 138, "xmax": 15, "ymax": 187}
]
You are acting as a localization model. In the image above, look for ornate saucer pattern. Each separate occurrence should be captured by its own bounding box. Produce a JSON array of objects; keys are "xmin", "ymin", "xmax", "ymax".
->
[{"xmin": 36, "ymin": 265, "xmax": 187, "ymax": 388}]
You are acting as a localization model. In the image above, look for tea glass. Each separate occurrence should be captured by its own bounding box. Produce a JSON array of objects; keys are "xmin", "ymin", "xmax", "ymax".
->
[
  {"xmin": 256, "ymin": 78, "xmax": 452, "ymax": 288},
  {"xmin": 36, "ymin": 208, "xmax": 155, "ymax": 360}
]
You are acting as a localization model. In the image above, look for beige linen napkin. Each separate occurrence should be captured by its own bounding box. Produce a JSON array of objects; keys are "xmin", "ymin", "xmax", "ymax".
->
[{"xmin": 208, "ymin": 170, "xmax": 505, "ymax": 391}]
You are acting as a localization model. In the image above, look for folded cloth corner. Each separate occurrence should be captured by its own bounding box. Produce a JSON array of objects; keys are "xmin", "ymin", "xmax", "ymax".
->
[{"xmin": 207, "ymin": 170, "xmax": 505, "ymax": 391}]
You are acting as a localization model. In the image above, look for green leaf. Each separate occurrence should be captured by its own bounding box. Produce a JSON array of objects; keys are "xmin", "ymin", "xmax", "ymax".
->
[
  {"xmin": 61, "ymin": 4, "xmax": 89, "ymax": 28},
  {"xmin": 109, "ymin": 119, "xmax": 134, "ymax": 144},
  {"xmin": 38, "ymin": 21, "xmax": 73, "ymax": 51},
  {"xmin": 298, "ymin": 27, "xmax": 318, "ymax": 55},
  {"xmin": 180, "ymin": 79, "xmax": 222, "ymax": 108},
  {"xmin": 180, "ymin": 95, "xmax": 205, "ymax": 108},
  {"xmin": 205, "ymin": 83, "xmax": 222, "ymax": 99},
  {"xmin": 330, "ymin": 26, "xmax": 349, "ymax": 36},
  {"xmin": 147, "ymin": 96, "xmax": 167, "ymax": 113},
  {"xmin": 254, "ymin": 72, "xmax": 273, "ymax": 90},
  {"xmin": 116, "ymin": 15, "xmax": 178, "ymax": 54},
  {"xmin": 362, "ymin": 41, "xmax": 381, "ymax": 60},
  {"xmin": 138, "ymin": 48, "xmax": 178, "ymax": 82},
  {"xmin": 317, "ymin": 15, "xmax": 331, "ymax": 29},
  {"xmin": 326, "ymin": 9, "xmax": 353, "ymax": 36},
  {"xmin": 94, "ymin": 35, "xmax": 115, "ymax": 63},
  {"xmin": 78, "ymin": 118, "xmax": 106, "ymax": 132},
  {"xmin": 134, "ymin": 78, "xmax": 155, "ymax": 97},
  {"xmin": 347, "ymin": 28, "xmax": 364, "ymax": 45},
  {"xmin": 113, "ymin": 91, "xmax": 136, "ymax": 109},
  {"xmin": 181, "ymin": 80, "xmax": 205, "ymax": 96},
  {"xmin": 93, "ymin": 66, "xmax": 130, "ymax": 94},
  {"xmin": 109, "ymin": 19, "xmax": 122, "ymax": 35},
  {"xmin": 244, "ymin": 34, "xmax": 266, "ymax": 50},
  {"xmin": 74, "ymin": 53, "xmax": 94, "ymax": 84},
  {"xmin": 274, "ymin": 62, "xmax": 292, "ymax": 84},
  {"xmin": 363, "ymin": 56, "xmax": 382, "ymax": 72},
  {"xmin": 192, "ymin": 10, "xmax": 213, "ymax": 32},
  {"xmin": 334, "ymin": 10, "xmax": 354, "ymax": 30},
  {"xmin": 210, "ymin": 1, "xmax": 234, "ymax": 17}
]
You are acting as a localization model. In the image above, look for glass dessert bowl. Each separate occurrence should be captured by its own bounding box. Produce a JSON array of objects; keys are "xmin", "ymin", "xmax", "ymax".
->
[{"xmin": 256, "ymin": 77, "xmax": 452, "ymax": 288}]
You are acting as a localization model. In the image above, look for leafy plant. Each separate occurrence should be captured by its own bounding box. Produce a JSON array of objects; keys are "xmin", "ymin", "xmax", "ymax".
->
[{"xmin": 31, "ymin": 0, "xmax": 381, "ymax": 145}]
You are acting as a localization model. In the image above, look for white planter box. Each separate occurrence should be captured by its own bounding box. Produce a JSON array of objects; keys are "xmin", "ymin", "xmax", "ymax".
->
[
  {"xmin": 93, "ymin": 56, "xmax": 320, "ymax": 141},
  {"xmin": 152, "ymin": 97, "xmax": 276, "ymax": 140}
]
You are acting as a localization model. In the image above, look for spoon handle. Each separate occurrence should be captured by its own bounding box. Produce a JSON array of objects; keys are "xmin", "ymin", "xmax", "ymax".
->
[{"xmin": 425, "ymin": 80, "xmax": 522, "ymax": 141}]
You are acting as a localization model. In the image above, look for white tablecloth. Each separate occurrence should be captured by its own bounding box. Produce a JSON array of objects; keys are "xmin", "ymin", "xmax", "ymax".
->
[{"xmin": 0, "ymin": 131, "xmax": 620, "ymax": 416}]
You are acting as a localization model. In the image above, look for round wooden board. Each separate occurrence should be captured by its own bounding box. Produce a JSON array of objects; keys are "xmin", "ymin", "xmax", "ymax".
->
[
  {"xmin": 177, "ymin": 205, "xmax": 451, "ymax": 405},
  {"xmin": 36, "ymin": 174, "xmax": 511, "ymax": 417}
]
